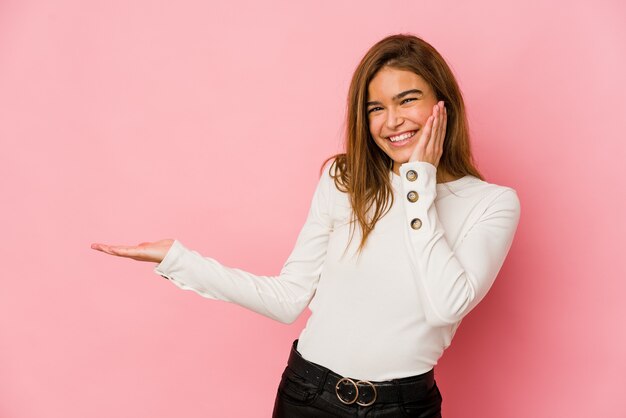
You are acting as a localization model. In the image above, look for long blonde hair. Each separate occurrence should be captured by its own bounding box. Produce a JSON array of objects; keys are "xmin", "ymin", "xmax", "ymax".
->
[{"xmin": 321, "ymin": 33, "xmax": 484, "ymax": 256}]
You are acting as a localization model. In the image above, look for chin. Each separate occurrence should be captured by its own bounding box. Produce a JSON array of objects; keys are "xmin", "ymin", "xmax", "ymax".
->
[{"xmin": 389, "ymin": 153, "xmax": 411, "ymax": 166}]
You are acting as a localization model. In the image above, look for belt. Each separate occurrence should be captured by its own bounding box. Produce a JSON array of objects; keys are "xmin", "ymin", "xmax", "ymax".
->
[{"xmin": 286, "ymin": 339, "xmax": 435, "ymax": 407}]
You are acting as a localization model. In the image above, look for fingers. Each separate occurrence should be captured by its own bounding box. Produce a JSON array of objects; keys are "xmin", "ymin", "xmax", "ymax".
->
[
  {"xmin": 430, "ymin": 104, "xmax": 440, "ymax": 152},
  {"xmin": 431, "ymin": 101, "xmax": 446, "ymax": 163},
  {"xmin": 434, "ymin": 102, "xmax": 445, "ymax": 151},
  {"xmin": 91, "ymin": 243, "xmax": 113, "ymax": 254},
  {"xmin": 423, "ymin": 115, "xmax": 434, "ymax": 142},
  {"xmin": 410, "ymin": 113, "xmax": 433, "ymax": 163},
  {"xmin": 440, "ymin": 104, "xmax": 447, "ymax": 155},
  {"xmin": 91, "ymin": 243, "xmax": 140, "ymax": 258}
]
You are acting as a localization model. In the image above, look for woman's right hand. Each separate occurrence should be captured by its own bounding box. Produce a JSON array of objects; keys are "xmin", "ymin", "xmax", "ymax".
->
[{"xmin": 90, "ymin": 239, "xmax": 175, "ymax": 263}]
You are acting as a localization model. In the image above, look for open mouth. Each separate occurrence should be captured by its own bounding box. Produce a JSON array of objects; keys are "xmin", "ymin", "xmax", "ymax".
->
[{"xmin": 387, "ymin": 130, "xmax": 417, "ymax": 145}]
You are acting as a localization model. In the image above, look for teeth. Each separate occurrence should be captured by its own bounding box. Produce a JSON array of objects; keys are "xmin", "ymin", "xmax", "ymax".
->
[{"xmin": 389, "ymin": 131, "xmax": 416, "ymax": 142}]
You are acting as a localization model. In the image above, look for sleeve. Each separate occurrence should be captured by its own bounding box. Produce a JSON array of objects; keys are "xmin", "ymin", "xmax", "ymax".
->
[
  {"xmin": 398, "ymin": 160, "xmax": 521, "ymax": 327},
  {"xmin": 152, "ymin": 166, "xmax": 334, "ymax": 324}
]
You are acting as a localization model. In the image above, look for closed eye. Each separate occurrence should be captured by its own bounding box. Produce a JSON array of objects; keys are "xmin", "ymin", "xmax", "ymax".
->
[{"xmin": 367, "ymin": 107, "xmax": 383, "ymax": 114}]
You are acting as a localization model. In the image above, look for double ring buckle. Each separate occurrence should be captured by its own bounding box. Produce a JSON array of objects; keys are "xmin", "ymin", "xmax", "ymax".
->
[{"xmin": 335, "ymin": 377, "xmax": 377, "ymax": 406}]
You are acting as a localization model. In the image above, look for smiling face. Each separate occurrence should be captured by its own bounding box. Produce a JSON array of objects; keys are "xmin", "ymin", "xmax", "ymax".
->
[{"xmin": 366, "ymin": 66, "xmax": 439, "ymax": 175}]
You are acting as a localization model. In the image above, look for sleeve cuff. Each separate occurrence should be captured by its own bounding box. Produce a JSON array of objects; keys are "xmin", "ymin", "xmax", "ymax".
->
[
  {"xmin": 153, "ymin": 239, "xmax": 186, "ymax": 280},
  {"xmin": 398, "ymin": 160, "xmax": 437, "ymax": 188},
  {"xmin": 398, "ymin": 161, "xmax": 438, "ymax": 237}
]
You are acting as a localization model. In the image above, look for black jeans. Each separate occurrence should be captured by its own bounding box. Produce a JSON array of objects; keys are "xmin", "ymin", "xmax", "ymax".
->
[{"xmin": 272, "ymin": 340, "xmax": 443, "ymax": 417}]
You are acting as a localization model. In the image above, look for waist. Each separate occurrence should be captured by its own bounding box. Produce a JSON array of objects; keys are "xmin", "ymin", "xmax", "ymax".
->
[
  {"xmin": 287, "ymin": 339, "xmax": 435, "ymax": 406},
  {"xmin": 296, "ymin": 329, "xmax": 446, "ymax": 380}
]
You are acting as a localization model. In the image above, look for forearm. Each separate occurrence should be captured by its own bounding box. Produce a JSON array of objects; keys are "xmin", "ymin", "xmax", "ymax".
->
[{"xmin": 399, "ymin": 161, "xmax": 521, "ymax": 326}]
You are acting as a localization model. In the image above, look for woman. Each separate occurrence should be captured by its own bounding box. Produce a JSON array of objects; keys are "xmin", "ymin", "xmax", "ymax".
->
[{"xmin": 92, "ymin": 34, "xmax": 521, "ymax": 417}]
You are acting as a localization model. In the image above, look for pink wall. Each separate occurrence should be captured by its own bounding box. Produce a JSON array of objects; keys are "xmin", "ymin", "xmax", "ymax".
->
[{"xmin": 1, "ymin": 0, "xmax": 624, "ymax": 417}]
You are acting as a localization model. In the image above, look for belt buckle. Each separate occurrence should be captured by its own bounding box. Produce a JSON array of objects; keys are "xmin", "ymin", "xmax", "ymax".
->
[
  {"xmin": 335, "ymin": 377, "xmax": 358, "ymax": 405},
  {"xmin": 335, "ymin": 377, "xmax": 377, "ymax": 406},
  {"xmin": 356, "ymin": 380, "xmax": 377, "ymax": 406}
]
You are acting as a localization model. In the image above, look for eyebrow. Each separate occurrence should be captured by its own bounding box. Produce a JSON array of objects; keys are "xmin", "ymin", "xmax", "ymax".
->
[{"xmin": 366, "ymin": 89, "xmax": 423, "ymax": 106}]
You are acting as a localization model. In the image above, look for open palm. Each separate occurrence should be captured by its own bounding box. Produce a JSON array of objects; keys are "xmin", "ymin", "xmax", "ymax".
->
[{"xmin": 90, "ymin": 239, "xmax": 174, "ymax": 263}]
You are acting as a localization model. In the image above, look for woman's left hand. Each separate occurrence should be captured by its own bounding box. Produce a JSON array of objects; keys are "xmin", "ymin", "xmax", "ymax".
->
[{"xmin": 409, "ymin": 101, "xmax": 447, "ymax": 167}]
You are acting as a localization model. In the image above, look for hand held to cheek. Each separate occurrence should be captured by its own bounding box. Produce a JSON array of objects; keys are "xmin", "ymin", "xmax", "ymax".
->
[{"xmin": 409, "ymin": 101, "xmax": 446, "ymax": 167}]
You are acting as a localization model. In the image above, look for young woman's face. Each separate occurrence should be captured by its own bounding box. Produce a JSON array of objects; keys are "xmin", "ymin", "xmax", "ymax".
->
[{"xmin": 366, "ymin": 67, "xmax": 439, "ymax": 174}]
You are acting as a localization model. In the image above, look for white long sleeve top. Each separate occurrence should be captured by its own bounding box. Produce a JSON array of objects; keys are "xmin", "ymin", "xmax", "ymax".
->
[{"xmin": 153, "ymin": 160, "xmax": 521, "ymax": 381}]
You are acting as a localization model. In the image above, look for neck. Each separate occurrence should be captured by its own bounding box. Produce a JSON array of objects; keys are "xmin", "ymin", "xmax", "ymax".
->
[{"xmin": 437, "ymin": 171, "xmax": 458, "ymax": 184}]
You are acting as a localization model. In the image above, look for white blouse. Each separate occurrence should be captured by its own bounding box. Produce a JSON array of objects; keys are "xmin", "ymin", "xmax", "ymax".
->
[{"xmin": 154, "ymin": 160, "xmax": 521, "ymax": 381}]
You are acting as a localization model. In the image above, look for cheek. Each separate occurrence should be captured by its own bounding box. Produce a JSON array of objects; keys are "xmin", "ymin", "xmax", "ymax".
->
[
  {"xmin": 367, "ymin": 115, "xmax": 382, "ymax": 136},
  {"xmin": 415, "ymin": 103, "xmax": 438, "ymax": 122},
  {"xmin": 407, "ymin": 107, "xmax": 429, "ymax": 124},
  {"xmin": 367, "ymin": 119, "xmax": 386, "ymax": 148}
]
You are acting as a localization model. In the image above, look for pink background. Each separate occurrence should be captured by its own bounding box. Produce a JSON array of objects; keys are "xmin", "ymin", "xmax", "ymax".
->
[{"xmin": 1, "ymin": 0, "xmax": 624, "ymax": 417}]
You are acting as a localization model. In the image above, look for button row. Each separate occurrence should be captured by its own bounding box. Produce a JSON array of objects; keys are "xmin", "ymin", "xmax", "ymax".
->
[{"xmin": 406, "ymin": 170, "xmax": 421, "ymax": 229}]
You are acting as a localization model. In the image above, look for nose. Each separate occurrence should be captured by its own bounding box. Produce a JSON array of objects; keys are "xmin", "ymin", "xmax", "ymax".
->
[{"xmin": 385, "ymin": 108, "xmax": 403, "ymax": 130}]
